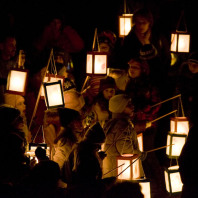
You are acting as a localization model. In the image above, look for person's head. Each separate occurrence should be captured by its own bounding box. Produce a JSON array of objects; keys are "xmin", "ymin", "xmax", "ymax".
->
[
  {"xmin": 4, "ymin": 93, "xmax": 26, "ymax": 117},
  {"xmin": 128, "ymin": 58, "xmax": 149, "ymax": 78},
  {"xmin": 109, "ymin": 94, "xmax": 134, "ymax": 117},
  {"xmin": 132, "ymin": 8, "xmax": 153, "ymax": 34},
  {"xmin": 99, "ymin": 76, "xmax": 116, "ymax": 100},
  {"xmin": 98, "ymin": 30, "xmax": 117, "ymax": 53},
  {"xmin": 0, "ymin": 33, "xmax": 17, "ymax": 60},
  {"xmin": 187, "ymin": 52, "xmax": 198, "ymax": 74}
]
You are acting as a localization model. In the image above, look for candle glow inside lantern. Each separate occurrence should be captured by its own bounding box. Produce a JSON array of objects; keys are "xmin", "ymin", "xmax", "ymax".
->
[
  {"xmin": 6, "ymin": 68, "xmax": 28, "ymax": 96},
  {"xmin": 119, "ymin": 14, "xmax": 133, "ymax": 38},
  {"xmin": 166, "ymin": 133, "xmax": 187, "ymax": 158},
  {"xmin": 86, "ymin": 51, "xmax": 108, "ymax": 75},
  {"xmin": 139, "ymin": 179, "xmax": 151, "ymax": 198},
  {"xmin": 43, "ymin": 80, "xmax": 65, "ymax": 109},
  {"xmin": 170, "ymin": 117, "xmax": 189, "ymax": 135},
  {"xmin": 164, "ymin": 165, "xmax": 183, "ymax": 195},
  {"xmin": 170, "ymin": 32, "xmax": 190, "ymax": 53}
]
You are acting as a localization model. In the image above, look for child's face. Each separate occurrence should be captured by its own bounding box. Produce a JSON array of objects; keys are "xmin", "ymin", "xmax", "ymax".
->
[
  {"xmin": 188, "ymin": 62, "xmax": 198, "ymax": 74},
  {"xmin": 128, "ymin": 61, "xmax": 142, "ymax": 78},
  {"xmin": 103, "ymin": 88, "xmax": 115, "ymax": 100},
  {"xmin": 135, "ymin": 17, "xmax": 150, "ymax": 34}
]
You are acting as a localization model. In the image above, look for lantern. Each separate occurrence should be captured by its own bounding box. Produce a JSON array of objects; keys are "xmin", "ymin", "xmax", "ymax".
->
[
  {"xmin": 166, "ymin": 132, "xmax": 187, "ymax": 158},
  {"xmin": 43, "ymin": 80, "xmax": 65, "ymax": 109},
  {"xmin": 170, "ymin": 10, "xmax": 190, "ymax": 53},
  {"xmin": 164, "ymin": 165, "xmax": 183, "ymax": 195},
  {"xmin": 41, "ymin": 73, "xmax": 65, "ymax": 99},
  {"xmin": 138, "ymin": 179, "xmax": 151, "ymax": 198},
  {"xmin": 6, "ymin": 68, "xmax": 28, "ymax": 96},
  {"xmin": 117, "ymin": 154, "xmax": 140, "ymax": 180},
  {"xmin": 86, "ymin": 51, "xmax": 108, "ymax": 75},
  {"xmin": 137, "ymin": 133, "xmax": 143, "ymax": 152},
  {"xmin": 119, "ymin": 14, "xmax": 133, "ymax": 38},
  {"xmin": 170, "ymin": 117, "xmax": 189, "ymax": 135},
  {"xmin": 170, "ymin": 32, "xmax": 190, "ymax": 53}
]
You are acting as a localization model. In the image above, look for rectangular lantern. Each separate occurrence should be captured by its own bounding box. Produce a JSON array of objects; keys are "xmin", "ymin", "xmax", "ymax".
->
[
  {"xmin": 86, "ymin": 51, "xmax": 108, "ymax": 75},
  {"xmin": 119, "ymin": 14, "xmax": 133, "ymax": 38},
  {"xmin": 166, "ymin": 132, "xmax": 187, "ymax": 159},
  {"xmin": 164, "ymin": 165, "xmax": 183, "ymax": 195},
  {"xmin": 170, "ymin": 117, "xmax": 189, "ymax": 135},
  {"xmin": 6, "ymin": 68, "xmax": 29, "ymax": 96},
  {"xmin": 43, "ymin": 80, "xmax": 65, "ymax": 109},
  {"xmin": 170, "ymin": 32, "xmax": 190, "ymax": 53},
  {"xmin": 41, "ymin": 73, "xmax": 65, "ymax": 99}
]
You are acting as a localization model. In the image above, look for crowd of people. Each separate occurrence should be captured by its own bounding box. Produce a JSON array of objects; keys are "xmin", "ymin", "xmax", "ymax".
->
[{"xmin": 0, "ymin": 6, "xmax": 198, "ymax": 198}]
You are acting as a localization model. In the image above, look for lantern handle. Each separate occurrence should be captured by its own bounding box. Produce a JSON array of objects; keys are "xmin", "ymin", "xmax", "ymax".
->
[
  {"xmin": 145, "ymin": 144, "xmax": 174, "ymax": 153},
  {"xmin": 28, "ymin": 48, "xmax": 54, "ymax": 131},
  {"xmin": 176, "ymin": 10, "xmax": 188, "ymax": 33},
  {"xmin": 103, "ymin": 163, "xmax": 125, "ymax": 176},
  {"xmin": 150, "ymin": 110, "xmax": 177, "ymax": 123},
  {"xmin": 92, "ymin": 28, "xmax": 100, "ymax": 51}
]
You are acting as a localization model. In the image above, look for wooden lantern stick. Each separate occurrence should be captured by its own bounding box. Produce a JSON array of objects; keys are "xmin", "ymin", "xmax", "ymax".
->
[
  {"xmin": 151, "ymin": 110, "xmax": 177, "ymax": 123},
  {"xmin": 146, "ymin": 144, "xmax": 173, "ymax": 153},
  {"xmin": 28, "ymin": 48, "xmax": 54, "ymax": 131},
  {"xmin": 103, "ymin": 163, "xmax": 125, "ymax": 176},
  {"xmin": 150, "ymin": 94, "xmax": 181, "ymax": 108}
]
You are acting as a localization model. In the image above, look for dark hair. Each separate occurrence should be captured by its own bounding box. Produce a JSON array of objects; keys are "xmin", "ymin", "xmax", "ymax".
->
[{"xmin": 132, "ymin": 8, "xmax": 154, "ymax": 27}]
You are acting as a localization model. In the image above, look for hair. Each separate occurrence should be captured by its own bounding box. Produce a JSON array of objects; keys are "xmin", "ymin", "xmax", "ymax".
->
[{"xmin": 132, "ymin": 7, "xmax": 154, "ymax": 27}]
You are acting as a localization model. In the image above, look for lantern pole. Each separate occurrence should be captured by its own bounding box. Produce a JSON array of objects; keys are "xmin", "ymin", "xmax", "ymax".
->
[
  {"xmin": 28, "ymin": 48, "xmax": 54, "ymax": 131},
  {"xmin": 103, "ymin": 163, "xmax": 125, "ymax": 176}
]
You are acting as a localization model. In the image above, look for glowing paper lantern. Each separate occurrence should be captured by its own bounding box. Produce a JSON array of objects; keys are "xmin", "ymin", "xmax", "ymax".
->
[
  {"xmin": 166, "ymin": 133, "xmax": 187, "ymax": 158},
  {"xmin": 137, "ymin": 133, "xmax": 143, "ymax": 152},
  {"xmin": 86, "ymin": 51, "xmax": 108, "ymax": 75},
  {"xmin": 6, "ymin": 68, "xmax": 28, "ymax": 96},
  {"xmin": 164, "ymin": 165, "xmax": 183, "ymax": 195},
  {"xmin": 170, "ymin": 117, "xmax": 189, "ymax": 135},
  {"xmin": 43, "ymin": 80, "xmax": 65, "ymax": 109},
  {"xmin": 170, "ymin": 32, "xmax": 190, "ymax": 53},
  {"xmin": 119, "ymin": 14, "xmax": 133, "ymax": 37},
  {"xmin": 139, "ymin": 179, "xmax": 151, "ymax": 198}
]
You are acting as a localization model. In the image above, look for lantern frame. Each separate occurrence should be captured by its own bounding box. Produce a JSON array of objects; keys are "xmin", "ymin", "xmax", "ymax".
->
[
  {"xmin": 166, "ymin": 132, "xmax": 187, "ymax": 159},
  {"xmin": 41, "ymin": 73, "xmax": 65, "ymax": 99},
  {"xmin": 164, "ymin": 165, "xmax": 183, "ymax": 195},
  {"xmin": 86, "ymin": 51, "xmax": 108, "ymax": 76},
  {"xmin": 6, "ymin": 68, "xmax": 29, "ymax": 96},
  {"xmin": 118, "ymin": 14, "xmax": 133, "ymax": 38},
  {"xmin": 170, "ymin": 116, "xmax": 189, "ymax": 135},
  {"xmin": 43, "ymin": 80, "xmax": 65, "ymax": 109},
  {"xmin": 170, "ymin": 31, "xmax": 190, "ymax": 53}
]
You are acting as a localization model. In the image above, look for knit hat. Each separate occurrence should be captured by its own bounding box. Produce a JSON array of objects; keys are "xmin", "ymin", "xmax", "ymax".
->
[
  {"xmin": 109, "ymin": 94, "xmax": 131, "ymax": 113},
  {"xmin": 84, "ymin": 122, "xmax": 106, "ymax": 144},
  {"xmin": 57, "ymin": 107, "xmax": 81, "ymax": 127},
  {"xmin": 99, "ymin": 76, "xmax": 116, "ymax": 93},
  {"xmin": 64, "ymin": 89, "xmax": 85, "ymax": 112},
  {"xmin": 4, "ymin": 93, "xmax": 24, "ymax": 108},
  {"xmin": 139, "ymin": 44, "xmax": 157, "ymax": 60}
]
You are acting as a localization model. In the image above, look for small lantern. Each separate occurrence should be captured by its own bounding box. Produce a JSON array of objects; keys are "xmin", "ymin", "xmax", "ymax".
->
[
  {"xmin": 137, "ymin": 133, "xmax": 143, "ymax": 152},
  {"xmin": 117, "ymin": 154, "xmax": 141, "ymax": 180},
  {"xmin": 43, "ymin": 80, "xmax": 65, "ymax": 109},
  {"xmin": 138, "ymin": 179, "xmax": 151, "ymax": 198},
  {"xmin": 6, "ymin": 68, "xmax": 29, "ymax": 96},
  {"xmin": 41, "ymin": 73, "xmax": 65, "ymax": 99},
  {"xmin": 170, "ymin": 117, "xmax": 189, "ymax": 135},
  {"xmin": 164, "ymin": 165, "xmax": 183, "ymax": 195},
  {"xmin": 166, "ymin": 132, "xmax": 187, "ymax": 159},
  {"xmin": 86, "ymin": 51, "xmax": 108, "ymax": 75},
  {"xmin": 170, "ymin": 32, "xmax": 190, "ymax": 53},
  {"xmin": 119, "ymin": 14, "xmax": 133, "ymax": 38}
]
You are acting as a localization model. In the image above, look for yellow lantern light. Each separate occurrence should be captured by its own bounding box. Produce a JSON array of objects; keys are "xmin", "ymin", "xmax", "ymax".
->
[
  {"xmin": 137, "ymin": 133, "xmax": 143, "ymax": 152},
  {"xmin": 41, "ymin": 73, "xmax": 65, "ymax": 99},
  {"xmin": 170, "ymin": 117, "xmax": 189, "ymax": 135},
  {"xmin": 139, "ymin": 179, "xmax": 151, "ymax": 198},
  {"xmin": 166, "ymin": 132, "xmax": 187, "ymax": 158},
  {"xmin": 86, "ymin": 51, "xmax": 108, "ymax": 76},
  {"xmin": 164, "ymin": 165, "xmax": 183, "ymax": 195},
  {"xmin": 6, "ymin": 68, "xmax": 28, "ymax": 96},
  {"xmin": 43, "ymin": 80, "xmax": 65, "ymax": 109},
  {"xmin": 170, "ymin": 32, "xmax": 190, "ymax": 53},
  {"xmin": 119, "ymin": 14, "xmax": 133, "ymax": 38}
]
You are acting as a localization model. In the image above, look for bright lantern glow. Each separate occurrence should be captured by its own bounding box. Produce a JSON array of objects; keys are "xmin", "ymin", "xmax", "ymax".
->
[
  {"xmin": 170, "ymin": 117, "xmax": 189, "ymax": 135},
  {"xmin": 139, "ymin": 181, "xmax": 151, "ymax": 198},
  {"xmin": 86, "ymin": 52, "xmax": 107, "ymax": 75},
  {"xmin": 117, "ymin": 158, "xmax": 131, "ymax": 180},
  {"xmin": 166, "ymin": 133, "xmax": 187, "ymax": 158},
  {"xmin": 119, "ymin": 14, "xmax": 133, "ymax": 37},
  {"xmin": 8, "ymin": 70, "xmax": 27, "ymax": 92},
  {"xmin": 164, "ymin": 165, "xmax": 183, "ymax": 194},
  {"xmin": 171, "ymin": 33, "xmax": 190, "ymax": 53}
]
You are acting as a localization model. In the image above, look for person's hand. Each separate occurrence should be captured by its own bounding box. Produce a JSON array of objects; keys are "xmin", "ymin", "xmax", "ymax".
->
[{"xmin": 146, "ymin": 121, "xmax": 152, "ymax": 128}]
